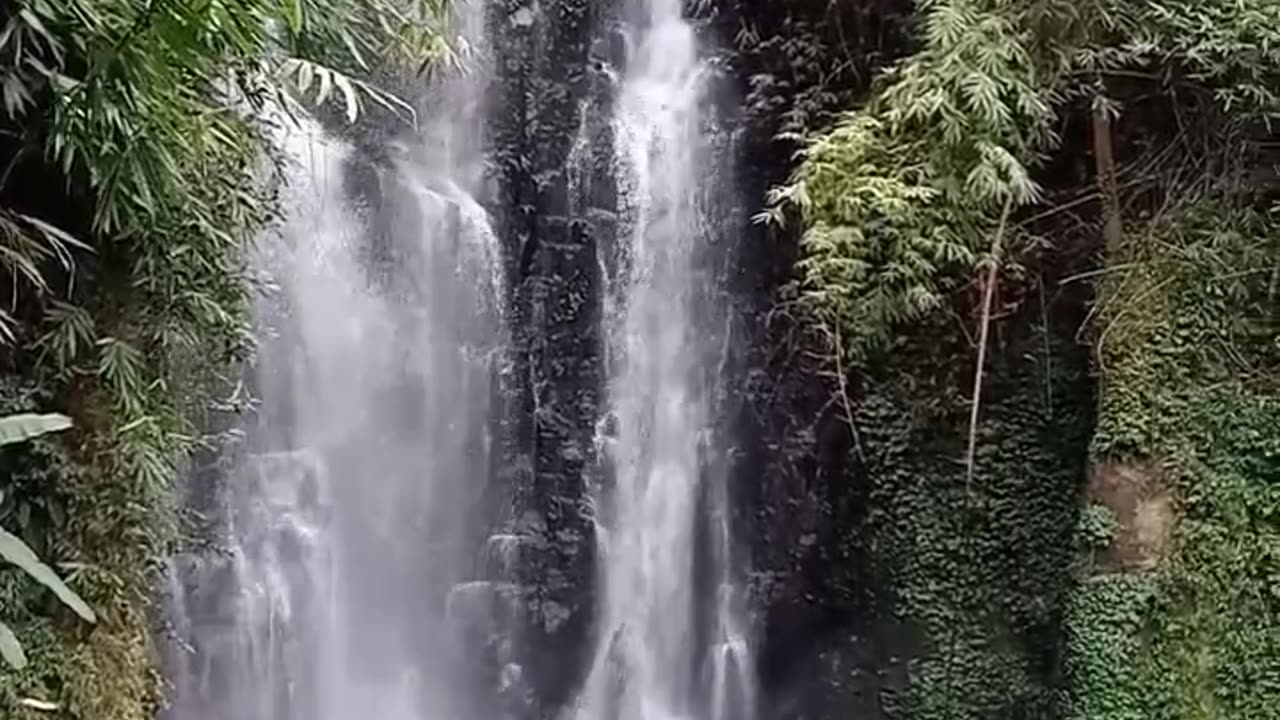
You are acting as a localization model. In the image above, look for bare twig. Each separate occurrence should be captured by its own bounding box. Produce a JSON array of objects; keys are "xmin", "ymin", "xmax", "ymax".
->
[
  {"xmin": 965, "ymin": 196, "xmax": 1014, "ymax": 495},
  {"xmin": 831, "ymin": 324, "xmax": 865, "ymax": 464}
]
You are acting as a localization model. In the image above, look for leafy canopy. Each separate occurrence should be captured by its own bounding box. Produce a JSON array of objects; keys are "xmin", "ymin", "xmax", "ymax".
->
[
  {"xmin": 0, "ymin": 0, "xmax": 451, "ymax": 339},
  {"xmin": 774, "ymin": 0, "xmax": 1280, "ymax": 362}
]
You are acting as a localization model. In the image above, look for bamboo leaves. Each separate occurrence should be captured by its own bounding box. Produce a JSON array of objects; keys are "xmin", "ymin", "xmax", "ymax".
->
[
  {"xmin": 282, "ymin": 0, "xmax": 305, "ymax": 34},
  {"xmin": 777, "ymin": 0, "xmax": 1280, "ymax": 365},
  {"xmin": 0, "ymin": 211, "xmax": 91, "ymax": 342},
  {"xmin": 771, "ymin": 0, "xmax": 1060, "ymax": 361},
  {"xmin": 277, "ymin": 57, "xmax": 417, "ymax": 125}
]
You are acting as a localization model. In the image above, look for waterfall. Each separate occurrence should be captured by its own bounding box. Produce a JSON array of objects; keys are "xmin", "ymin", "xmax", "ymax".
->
[
  {"xmin": 575, "ymin": 1, "xmax": 756, "ymax": 719},
  {"xmin": 163, "ymin": 3, "xmax": 503, "ymax": 717},
  {"xmin": 163, "ymin": 2, "xmax": 756, "ymax": 719}
]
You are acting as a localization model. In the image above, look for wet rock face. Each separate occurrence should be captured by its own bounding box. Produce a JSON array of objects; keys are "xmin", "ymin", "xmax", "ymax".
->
[
  {"xmin": 698, "ymin": 1, "xmax": 915, "ymax": 717},
  {"xmin": 484, "ymin": 0, "xmax": 615, "ymax": 715},
  {"xmin": 462, "ymin": 1, "xmax": 1082, "ymax": 718}
]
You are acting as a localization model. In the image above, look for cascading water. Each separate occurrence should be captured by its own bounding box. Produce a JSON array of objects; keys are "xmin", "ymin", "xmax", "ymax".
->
[
  {"xmin": 576, "ymin": 1, "xmax": 755, "ymax": 719},
  {"xmin": 163, "ymin": 5, "xmax": 503, "ymax": 718},
  {"xmin": 164, "ymin": 3, "xmax": 756, "ymax": 719}
]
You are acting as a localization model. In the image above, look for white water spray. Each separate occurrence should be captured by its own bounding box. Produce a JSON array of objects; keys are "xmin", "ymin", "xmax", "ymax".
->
[
  {"xmin": 576, "ymin": 2, "xmax": 756, "ymax": 719},
  {"xmin": 163, "ymin": 4, "xmax": 502, "ymax": 717}
]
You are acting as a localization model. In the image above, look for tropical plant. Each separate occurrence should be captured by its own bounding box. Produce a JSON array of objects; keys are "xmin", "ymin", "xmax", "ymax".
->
[
  {"xmin": 0, "ymin": 0, "xmax": 452, "ymax": 339},
  {"xmin": 772, "ymin": 0, "xmax": 1280, "ymax": 716},
  {"xmin": 0, "ymin": 413, "xmax": 93, "ymax": 671},
  {"xmin": 773, "ymin": 0, "xmax": 1280, "ymax": 363}
]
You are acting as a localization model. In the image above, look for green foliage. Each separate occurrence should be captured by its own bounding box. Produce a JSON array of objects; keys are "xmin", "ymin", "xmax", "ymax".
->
[
  {"xmin": 1063, "ymin": 573, "xmax": 1157, "ymax": 720},
  {"xmin": 0, "ymin": 411, "xmax": 92, "ymax": 673},
  {"xmin": 1065, "ymin": 198, "xmax": 1280, "ymax": 720},
  {"xmin": 0, "ymin": 0, "xmax": 451, "ymax": 337},
  {"xmin": 0, "ymin": 527, "xmax": 94, "ymax": 625},
  {"xmin": 1076, "ymin": 503, "xmax": 1117, "ymax": 550},
  {"xmin": 769, "ymin": 0, "xmax": 1069, "ymax": 361},
  {"xmin": 776, "ymin": 0, "xmax": 1280, "ymax": 362},
  {"xmin": 843, "ymin": 287, "xmax": 1093, "ymax": 718},
  {"xmin": 0, "ymin": 528, "xmax": 94, "ymax": 670},
  {"xmin": 0, "ymin": 213, "xmax": 91, "ymax": 343},
  {"xmin": 776, "ymin": 2, "xmax": 1280, "ymax": 710}
]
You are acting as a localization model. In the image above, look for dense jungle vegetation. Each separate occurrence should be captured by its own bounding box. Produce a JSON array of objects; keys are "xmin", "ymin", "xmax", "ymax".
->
[
  {"xmin": 773, "ymin": 0, "xmax": 1279, "ymax": 717},
  {"xmin": 0, "ymin": 0, "xmax": 1276, "ymax": 718}
]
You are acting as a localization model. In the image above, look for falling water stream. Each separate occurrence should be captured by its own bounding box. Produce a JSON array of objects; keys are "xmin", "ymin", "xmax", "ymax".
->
[
  {"xmin": 166, "ymin": 2, "xmax": 753, "ymax": 719},
  {"xmin": 577, "ymin": 1, "xmax": 755, "ymax": 720},
  {"xmin": 165, "ymin": 3, "xmax": 502, "ymax": 717}
]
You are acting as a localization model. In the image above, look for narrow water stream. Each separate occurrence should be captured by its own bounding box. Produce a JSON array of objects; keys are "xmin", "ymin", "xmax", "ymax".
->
[{"xmin": 576, "ymin": 1, "xmax": 754, "ymax": 719}]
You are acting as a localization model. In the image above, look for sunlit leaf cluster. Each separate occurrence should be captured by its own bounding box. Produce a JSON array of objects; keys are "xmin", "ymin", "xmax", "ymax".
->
[{"xmin": 777, "ymin": 0, "xmax": 1280, "ymax": 361}]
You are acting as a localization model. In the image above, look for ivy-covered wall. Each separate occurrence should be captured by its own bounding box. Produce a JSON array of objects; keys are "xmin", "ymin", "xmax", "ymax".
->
[
  {"xmin": 1064, "ymin": 201, "xmax": 1280, "ymax": 720},
  {"xmin": 750, "ymin": 254, "xmax": 1096, "ymax": 720},
  {"xmin": 756, "ymin": 0, "xmax": 1280, "ymax": 717}
]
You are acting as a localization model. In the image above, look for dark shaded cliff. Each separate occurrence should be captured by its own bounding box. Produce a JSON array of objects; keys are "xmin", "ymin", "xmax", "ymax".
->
[{"xmin": 483, "ymin": 1, "xmax": 611, "ymax": 714}]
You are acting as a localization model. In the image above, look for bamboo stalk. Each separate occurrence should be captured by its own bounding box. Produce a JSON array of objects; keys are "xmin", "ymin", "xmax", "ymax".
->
[{"xmin": 965, "ymin": 196, "xmax": 1014, "ymax": 495}]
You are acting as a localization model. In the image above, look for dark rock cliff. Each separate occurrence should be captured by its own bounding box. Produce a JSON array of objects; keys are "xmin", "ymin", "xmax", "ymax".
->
[
  {"xmin": 476, "ymin": 0, "xmax": 930, "ymax": 717},
  {"xmin": 484, "ymin": 0, "xmax": 612, "ymax": 714}
]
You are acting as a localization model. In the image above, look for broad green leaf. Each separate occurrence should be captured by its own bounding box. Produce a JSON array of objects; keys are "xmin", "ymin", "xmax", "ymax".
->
[
  {"xmin": 0, "ymin": 413, "xmax": 71, "ymax": 446},
  {"xmin": 0, "ymin": 527, "xmax": 96, "ymax": 622},
  {"xmin": 0, "ymin": 621, "xmax": 26, "ymax": 669}
]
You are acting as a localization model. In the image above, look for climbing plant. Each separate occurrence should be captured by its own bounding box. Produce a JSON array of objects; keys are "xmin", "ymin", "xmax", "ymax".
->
[{"xmin": 1064, "ymin": 198, "xmax": 1280, "ymax": 720}]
